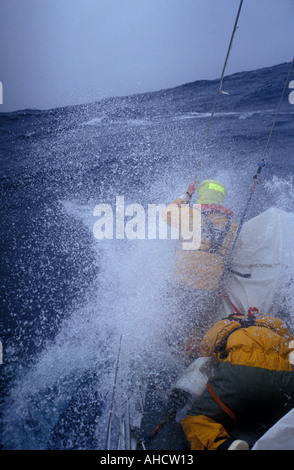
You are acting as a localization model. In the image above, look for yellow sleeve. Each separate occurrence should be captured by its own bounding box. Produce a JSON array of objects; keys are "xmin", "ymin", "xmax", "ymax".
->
[
  {"xmin": 200, "ymin": 327, "xmax": 217, "ymax": 357},
  {"xmin": 200, "ymin": 321, "xmax": 223, "ymax": 357},
  {"xmin": 161, "ymin": 194, "xmax": 192, "ymax": 227},
  {"xmin": 200, "ymin": 319, "xmax": 235, "ymax": 358}
]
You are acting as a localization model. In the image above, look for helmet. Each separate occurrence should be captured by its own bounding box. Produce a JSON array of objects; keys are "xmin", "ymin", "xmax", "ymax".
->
[{"xmin": 197, "ymin": 179, "xmax": 227, "ymax": 204}]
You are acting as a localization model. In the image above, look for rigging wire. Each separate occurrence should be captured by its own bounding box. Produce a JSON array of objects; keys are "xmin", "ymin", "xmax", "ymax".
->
[
  {"xmin": 105, "ymin": 334, "xmax": 123, "ymax": 450},
  {"xmin": 195, "ymin": 0, "xmax": 244, "ymax": 178},
  {"xmin": 261, "ymin": 56, "xmax": 294, "ymax": 162},
  {"xmin": 225, "ymin": 56, "xmax": 294, "ymax": 268}
]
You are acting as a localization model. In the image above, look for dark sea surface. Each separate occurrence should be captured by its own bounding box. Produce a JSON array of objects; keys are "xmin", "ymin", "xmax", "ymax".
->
[{"xmin": 1, "ymin": 62, "xmax": 294, "ymax": 449}]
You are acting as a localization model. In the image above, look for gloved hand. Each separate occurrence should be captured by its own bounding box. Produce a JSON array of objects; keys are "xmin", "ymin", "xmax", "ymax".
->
[{"xmin": 167, "ymin": 389, "xmax": 189, "ymax": 412}]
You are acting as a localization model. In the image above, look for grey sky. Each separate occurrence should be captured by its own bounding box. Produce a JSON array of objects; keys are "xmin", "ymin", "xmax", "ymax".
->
[{"xmin": 0, "ymin": 0, "xmax": 294, "ymax": 112}]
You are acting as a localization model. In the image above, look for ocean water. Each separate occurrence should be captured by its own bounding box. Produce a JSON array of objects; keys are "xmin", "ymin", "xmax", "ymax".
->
[{"xmin": 1, "ymin": 62, "xmax": 294, "ymax": 450}]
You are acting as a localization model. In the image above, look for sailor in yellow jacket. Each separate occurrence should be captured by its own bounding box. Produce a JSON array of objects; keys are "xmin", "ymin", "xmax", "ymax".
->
[
  {"xmin": 162, "ymin": 179, "xmax": 238, "ymax": 291},
  {"xmin": 181, "ymin": 312, "xmax": 294, "ymax": 450}
]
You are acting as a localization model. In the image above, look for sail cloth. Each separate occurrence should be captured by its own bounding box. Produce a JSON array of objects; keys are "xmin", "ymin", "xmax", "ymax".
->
[
  {"xmin": 223, "ymin": 207, "xmax": 294, "ymax": 319},
  {"xmin": 252, "ymin": 407, "xmax": 294, "ymax": 450}
]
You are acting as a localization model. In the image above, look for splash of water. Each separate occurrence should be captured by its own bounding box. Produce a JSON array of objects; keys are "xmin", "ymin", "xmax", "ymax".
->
[{"xmin": 2, "ymin": 171, "xmax": 294, "ymax": 450}]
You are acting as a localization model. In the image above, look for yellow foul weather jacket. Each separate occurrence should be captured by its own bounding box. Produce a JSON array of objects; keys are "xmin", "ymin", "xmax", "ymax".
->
[
  {"xmin": 200, "ymin": 315, "xmax": 294, "ymax": 371},
  {"xmin": 162, "ymin": 194, "xmax": 238, "ymax": 290}
]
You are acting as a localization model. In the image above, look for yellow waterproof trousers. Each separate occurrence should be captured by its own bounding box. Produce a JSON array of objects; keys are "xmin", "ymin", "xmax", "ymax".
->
[{"xmin": 181, "ymin": 414, "xmax": 230, "ymax": 450}]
